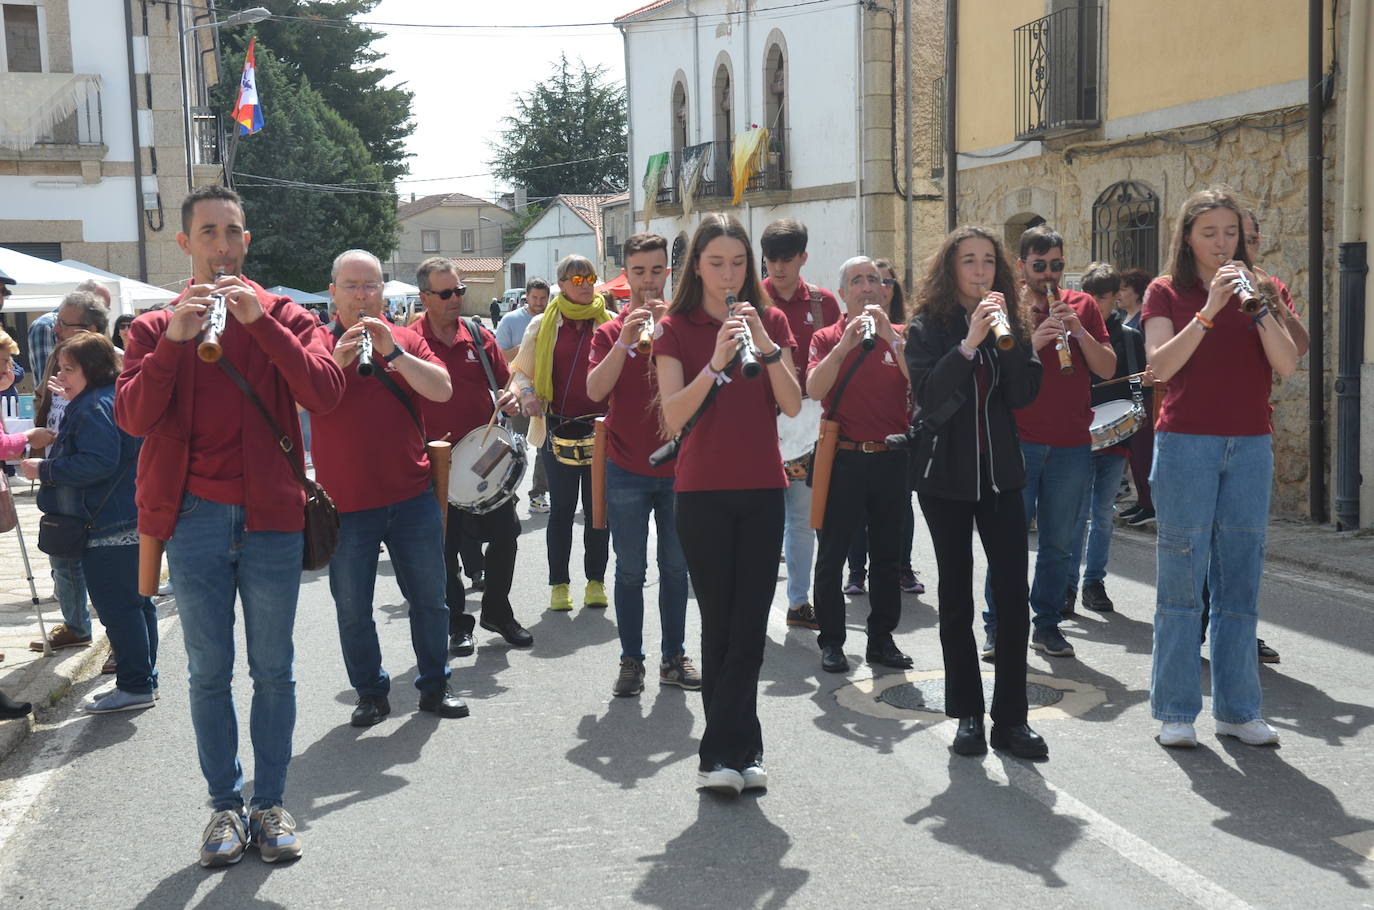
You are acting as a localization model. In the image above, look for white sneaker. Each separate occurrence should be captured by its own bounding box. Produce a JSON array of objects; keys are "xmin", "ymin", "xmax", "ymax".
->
[
  {"xmin": 741, "ymin": 763, "xmax": 768, "ymax": 791},
  {"xmin": 1216, "ymin": 719, "xmax": 1280, "ymax": 746},
  {"xmin": 158, "ymin": 579, "xmax": 174, "ymax": 596},
  {"xmin": 1158, "ymin": 722, "xmax": 1197, "ymax": 748},
  {"xmin": 696, "ymin": 765, "xmax": 744, "ymax": 795}
]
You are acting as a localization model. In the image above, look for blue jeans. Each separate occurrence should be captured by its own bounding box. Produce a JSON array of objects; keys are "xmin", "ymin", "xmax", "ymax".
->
[
  {"xmin": 165, "ymin": 494, "xmax": 303, "ymax": 813},
  {"xmin": 83, "ymin": 543, "xmax": 158, "ymax": 695},
  {"xmin": 1150, "ymin": 432, "xmax": 1271, "ymax": 724},
  {"xmin": 1069, "ymin": 452, "xmax": 1128, "ymax": 588},
  {"xmin": 328, "ymin": 491, "xmax": 451, "ymax": 697},
  {"xmin": 50, "ymin": 555, "xmax": 90, "ymax": 638},
  {"xmin": 782, "ymin": 479, "xmax": 814, "ymax": 607},
  {"xmin": 985, "ymin": 442, "xmax": 1090, "ymax": 634},
  {"xmin": 605, "ymin": 459, "xmax": 689, "ymax": 659}
]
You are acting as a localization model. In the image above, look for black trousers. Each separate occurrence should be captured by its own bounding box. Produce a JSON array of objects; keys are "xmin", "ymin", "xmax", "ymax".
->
[
  {"xmin": 917, "ymin": 474, "xmax": 1030, "ymax": 725},
  {"xmin": 444, "ymin": 499, "xmax": 520, "ymax": 636},
  {"xmin": 676, "ymin": 487, "xmax": 784, "ymax": 772},
  {"xmin": 540, "ymin": 446, "xmax": 610, "ymax": 586},
  {"xmin": 815, "ymin": 449, "xmax": 906, "ymax": 649}
]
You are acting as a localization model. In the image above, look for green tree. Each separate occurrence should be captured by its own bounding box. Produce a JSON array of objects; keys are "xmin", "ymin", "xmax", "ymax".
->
[
  {"xmin": 489, "ymin": 55, "xmax": 628, "ymax": 199},
  {"xmin": 222, "ymin": 0, "xmax": 413, "ymax": 181},
  {"xmin": 215, "ymin": 44, "xmax": 398, "ymax": 290}
]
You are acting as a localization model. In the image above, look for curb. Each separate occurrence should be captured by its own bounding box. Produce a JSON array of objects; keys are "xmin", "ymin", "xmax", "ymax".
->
[{"xmin": 0, "ymin": 634, "xmax": 110, "ymax": 766}]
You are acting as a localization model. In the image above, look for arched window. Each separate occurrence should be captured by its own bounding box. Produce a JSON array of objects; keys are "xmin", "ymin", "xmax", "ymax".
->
[
  {"xmin": 671, "ymin": 77, "xmax": 689, "ymax": 154},
  {"xmin": 713, "ymin": 63, "xmax": 732, "ymax": 144},
  {"xmin": 761, "ymin": 42, "xmax": 787, "ymax": 192},
  {"xmin": 1092, "ymin": 181, "xmax": 1159, "ymax": 275},
  {"xmin": 1005, "ymin": 212, "xmax": 1047, "ymax": 256}
]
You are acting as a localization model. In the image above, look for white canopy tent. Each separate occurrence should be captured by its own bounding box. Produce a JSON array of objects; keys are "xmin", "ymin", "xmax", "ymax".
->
[
  {"xmin": 0, "ymin": 246, "xmax": 119, "ymax": 315},
  {"xmin": 60, "ymin": 260, "xmax": 177, "ymax": 313}
]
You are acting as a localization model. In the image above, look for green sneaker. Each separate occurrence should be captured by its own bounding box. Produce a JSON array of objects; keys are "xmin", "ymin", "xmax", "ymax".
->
[
  {"xmin": 199, "ymin": 809, "xmax": 249, "ymax": 868},
  {"xmin": 549, "ymin": 583, "xmax": 573, "ymax": 612},
  {"xmin": 249, "ymin": 806, "xmax": 302, "ymax": 863},
  {"xmin": 584, "ymin": 579, "xmax": 609, "ymax": 608}
]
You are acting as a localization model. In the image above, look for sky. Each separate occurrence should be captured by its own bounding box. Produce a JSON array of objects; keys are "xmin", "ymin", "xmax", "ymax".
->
[{"xmin": 368, "ymin": 0, "xmax": 636, "ymax": 203}]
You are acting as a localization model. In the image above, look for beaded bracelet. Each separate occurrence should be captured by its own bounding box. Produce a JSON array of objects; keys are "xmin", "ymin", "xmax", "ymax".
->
[{"xmin": 1193, "ymin": 313, "xmax": 1214, "ymax": 332}]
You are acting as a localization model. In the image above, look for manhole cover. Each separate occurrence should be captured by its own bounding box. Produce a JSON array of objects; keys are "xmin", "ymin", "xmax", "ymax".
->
[{"xmin": 876, "ymin": 678, "xmax": 1064, "ymax": 714}]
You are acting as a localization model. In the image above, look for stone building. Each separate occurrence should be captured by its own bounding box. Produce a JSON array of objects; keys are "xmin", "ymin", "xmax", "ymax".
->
[
  {"xmin": 937, "ymin": 0, "xmax": 1347, "ymax": 520},
  {"xmin": 0, "ymin": 0, "xmax": 225, "ymax": 299},
  {"xmin": 390, "ymin": 191, "xmax": 516, "ymax": 306}
]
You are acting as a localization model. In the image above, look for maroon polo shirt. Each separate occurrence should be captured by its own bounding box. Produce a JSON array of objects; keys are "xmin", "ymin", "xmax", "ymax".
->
[
  {"xmin": 589, "ymin": 310, "xmax": 673, "ymax": 478},
  {"xmin": 807, "ymin": 316, "xmax": 909, "ymax": 443},
  {"xmin": 763, "ymin": 277, "xmax": 840, "ymax": 391},
  {"xmin": 655, "ymin": 304, "xmax": 795, "ymax": 492},
  {"xmin": 548, "ymin": 316, "xmax": 604, "ymax": 421},
  {"xmin": 1142, "ymin": 277, "xmax": 1276, "ymax": 436},
  {"xmin": 311, "ymin": 324, "xmax": 442, "ymax": 513},
  {"xmin": 414, "ymin": 315, "xmax": 509, "ymax": 444},
  {"xmin": 1014, "ymin": 287, "xmax": 1110, "ymax": 447}
]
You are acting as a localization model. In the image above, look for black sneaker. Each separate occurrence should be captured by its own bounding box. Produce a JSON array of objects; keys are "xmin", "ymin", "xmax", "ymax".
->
[
  {"xmin": 1126, "ymin": 507, "xmax": 1156, "ymax": 526},
  {"xmin": 613, "ymin": 656, "xmax": 645, "ymax": 697},
  {"xmin": 843, "ymin": 572, "xmax": 866, "ymax": 595},
  {"xmin": 1031, "ymin": 626, "xmax": 1075, "ymax": 658},
  {"xmin": 1118, "ymin": 505, "xmax": 1143, "ymax": 522},
  {"xmin": 1257, "ymin": 639, "xmax": 1280, "ymax": 664},
  {"xmin": 785, "ymin": 602, "xmax": 819, "ymax": 629},
  {"xmin": 1081, "ymin": 580, "xmax": 1115, "ymax": 612},
  {"xmin": 981, "ymin": 633, "xmax": 996, "ymax": 661}
]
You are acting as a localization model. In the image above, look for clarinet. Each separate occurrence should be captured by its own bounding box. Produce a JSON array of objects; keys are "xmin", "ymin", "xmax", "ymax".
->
[
  {"xmin": 1048, "ymin": 282, "xmax": 1074, "ymax": 375},
  {"xmin": 196, "ymin": 270, "xmax": 228, "ymax": 363},
  {"xmin": 356, "ymin": 324, "xmax": 375, "ymax": 377},
  {"xmin": 728, "ymin": 294, "xmax": 761, "ymax": 378},
  {"xmin": 859, "ymin": 313, "xmax": 876, "ymax": 351}
]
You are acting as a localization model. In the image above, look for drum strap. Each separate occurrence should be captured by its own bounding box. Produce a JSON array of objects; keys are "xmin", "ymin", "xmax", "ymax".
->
[
  {"xmin": 824, "ymin": 346, "xmax": 870, "ymax": 423},
  {"xmin": 465, "ymin": 318, "xmax": 501, "ymax": 397}
]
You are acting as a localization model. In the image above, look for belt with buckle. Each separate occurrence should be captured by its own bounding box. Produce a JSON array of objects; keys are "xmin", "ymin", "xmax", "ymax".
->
[{"xmin": 837, "ymin": 440, "xmax": 893, "ymax": 453}]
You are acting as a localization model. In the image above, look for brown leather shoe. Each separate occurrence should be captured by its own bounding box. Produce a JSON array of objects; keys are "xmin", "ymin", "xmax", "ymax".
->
[
  {"xmin": 29, "ymin": 624, "xmax": 92, "ymax": 652},
  {"xmin": 102, "ymin": 653, "xmax": 117, "ymax": 675}
]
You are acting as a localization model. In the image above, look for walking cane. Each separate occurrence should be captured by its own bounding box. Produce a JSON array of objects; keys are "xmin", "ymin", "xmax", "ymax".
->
[{"xmin": 12, "ymin": 514, "xmax": 53, "ymax": 657}]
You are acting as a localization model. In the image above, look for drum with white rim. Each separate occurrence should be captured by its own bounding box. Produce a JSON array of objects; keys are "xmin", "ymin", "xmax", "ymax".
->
[
  {"xmin": 448, "ymin": 423, "xmax": 526, "ymax": 513},
  {"xmin": 1089, "ymin": 399, "xmax": 1144, "ymax": 451}
]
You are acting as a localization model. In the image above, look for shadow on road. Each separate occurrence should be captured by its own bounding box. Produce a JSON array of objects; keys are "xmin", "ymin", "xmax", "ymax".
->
[
  {"xmin": 523, "ymin": 603, "xmax": 618, "ymax": 660},
  {"xmin": 565, "ymin": 688, "xmax": 697, "ymax": 788},
  {"xmin": 634, "ymin": 794, "xmax": 808, "ymax": 909},
  {"xmin": 1261, "ymin": 667, "xmax": 1374, "ymax": 747},
  {"xmin": 1168, "ymin": 740, "xmax": 1373, "ymax": 888},
  {"xmin": 907, "ymin": 752, "xmax": 1086, "ymax": 887},
  {"xmin": 133, "ymin": 859, "xmax": 294, "ymax": 910}
]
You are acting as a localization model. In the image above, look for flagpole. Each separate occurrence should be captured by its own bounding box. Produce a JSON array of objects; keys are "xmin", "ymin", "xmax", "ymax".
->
[{"xmin": 225, "ymin": 124, "xmax": 241, "ymax": 190}]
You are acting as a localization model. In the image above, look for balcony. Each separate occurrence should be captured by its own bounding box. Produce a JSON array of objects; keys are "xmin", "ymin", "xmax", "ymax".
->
[
  {"xmin": 1013, "ymin": 5, "xmax": 1102, "ymax": 140},
  {"xmin": 746, "ymin": 131, "xmax": 790, "ymax": 194},
  {"xmin": 655, "ymin": 150, "xmax": 680, "ymax": 207},
  {"xmin": 191, "ymin": 108, "xmax": 224, "ymax": 166},
  {"xmin": 33, "ymin": 84, "xmax": 104, "ymax": 148},
  {"xmin": 0, "ymin": 74, "xmax": 104, "ymax": 157}
]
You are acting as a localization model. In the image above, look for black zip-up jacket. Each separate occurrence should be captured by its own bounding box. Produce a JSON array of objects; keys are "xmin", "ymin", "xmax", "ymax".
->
[{"xmin": 905, "ymin": 311, "xmax": 1042, "ymax": 501}]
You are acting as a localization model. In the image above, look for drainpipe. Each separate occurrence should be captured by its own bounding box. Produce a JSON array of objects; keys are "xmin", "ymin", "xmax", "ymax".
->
[
  {"xmin": 855, "ymin": 2, "xmax": 865, "ymax": 249},
  {"xmin": 687, "ymin": 2, "xmax": 700, "ymax": 145},
  {"xmin": 944, "ymin": 0, "xmax": 957, "ymax": 230},
  {"xmin": 1335, "ymin": 0, "xmax": 1369, "ymax": 529},
  {"xmin": 123, "ymin": 0, "xmax": 149, "ymax": 281},
  {"xmin": 617, "ymin": 21, "xmax": 634, "ymax": 221},
  {"xmin": 903, "ymin": 0, "xmax": 913, "ymax": 289},
  {"xmin": 1308, "ymin": 0, "xmax": 1327, "ymax": 523}
]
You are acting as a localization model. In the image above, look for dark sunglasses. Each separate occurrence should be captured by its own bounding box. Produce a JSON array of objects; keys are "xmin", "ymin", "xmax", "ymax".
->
[
  {"xmin": 1029, "ymin": 259, "xmax": 1065, "ymax": 273},
  {"xmin": 424, "ymin": 285, "xmax": 466, "ymax": 300}
]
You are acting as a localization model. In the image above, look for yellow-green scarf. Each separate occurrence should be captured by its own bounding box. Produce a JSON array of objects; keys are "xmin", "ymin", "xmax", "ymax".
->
[{"xmin": 533, "ymin": 292, "xmax": 614, "ymax": 401}]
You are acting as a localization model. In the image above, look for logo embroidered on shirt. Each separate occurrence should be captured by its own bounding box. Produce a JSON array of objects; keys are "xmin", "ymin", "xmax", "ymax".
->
[
  {"xmin": 883, "ymin": 351, "xmax": 897, "ymax": 366},
  {"xmin": 466, "ymin": 350, "xmax": 478, "ymax": 362},
  {"xmin": 805, "ymin": 312, "xmax": 814, "ymax": 325}
]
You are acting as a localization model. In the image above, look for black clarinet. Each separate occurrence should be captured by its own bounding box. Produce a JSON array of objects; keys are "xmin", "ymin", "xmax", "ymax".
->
[{"xmin": 727, "ymin": 294, "xmax": 761, "ymax": 378}]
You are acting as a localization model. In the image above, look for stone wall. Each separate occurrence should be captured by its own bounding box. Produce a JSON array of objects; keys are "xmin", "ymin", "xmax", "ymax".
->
[{"xmin": 950, "ymin": 106, "xmax": 1340, "ymax": 517}]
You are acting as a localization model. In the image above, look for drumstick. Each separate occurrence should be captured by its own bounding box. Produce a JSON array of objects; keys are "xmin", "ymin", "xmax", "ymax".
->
[
  {"xmin": 1094, "ymin": 370, "xmax": 1155, "ymax": 389},
  {"xmin": 478, "ymin": 405, "xmax": 500, "ymax": 445}
]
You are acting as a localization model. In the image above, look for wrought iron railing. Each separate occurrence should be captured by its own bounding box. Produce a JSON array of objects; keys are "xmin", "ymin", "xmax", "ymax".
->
[
  {"xmin": 190, "ymin": 108, "xmax": 224, "ymax": 166},
  {"xmin": 747, "ymin": 130, "xmax": 789, "ymax": 193},
  {"xmin": 1013, "ymin": 4, "xmax": 1101, "ymax": 140},
  {"xmin": 696, "ymin": 139, "xmax": 734, "ymax": 199},
  {"xmin": 656, "ymin": 150, "xmax": 680, "ymax": 206},
  {"xmin": 33, "ymin": 83, "xmax": 104, "ymax": 147}
]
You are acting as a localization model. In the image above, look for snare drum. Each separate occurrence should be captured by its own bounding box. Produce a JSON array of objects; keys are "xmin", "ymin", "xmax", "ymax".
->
[
  {"xmin": 448, "ymin": 423, "xmax": 527, "ymax": 513},
  {"xmin": 1089, "ymin": 399, "xmax": 1144, "ymax": 451},
  {"xmin": 550, "ymin": 417, "xmax": 597, "ymax": 466}
]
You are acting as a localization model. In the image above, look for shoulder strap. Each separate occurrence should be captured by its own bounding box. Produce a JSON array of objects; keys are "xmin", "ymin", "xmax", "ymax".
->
[
  {"xmin": 217, "ymin": 358, "xmax": 310, "ymax": 489},
  {"xmin": 466, "ymin": 318, "xmax": 501, "ymax": 395},
  {"xmin": 807, "ymin": 284, "xmax": 826, "ymax": 330},
  {"xmin": 824, "ymin": 343, "xmax": 870, "ymax": 422},
  {"xmin": 331, "ymin": 321, "xmax": 424, "ymax": 434}
]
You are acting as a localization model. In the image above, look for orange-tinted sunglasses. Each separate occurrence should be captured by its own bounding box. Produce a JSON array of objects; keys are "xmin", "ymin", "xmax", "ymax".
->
[{"xmin": 564, "ymin": 274, "xmax": 598, "ymax": 287}]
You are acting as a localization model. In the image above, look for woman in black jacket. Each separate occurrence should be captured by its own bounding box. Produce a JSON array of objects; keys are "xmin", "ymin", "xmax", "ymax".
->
[{"xmin": 906, "ymin": 225, "xmax": 1046, "ymax": 759}]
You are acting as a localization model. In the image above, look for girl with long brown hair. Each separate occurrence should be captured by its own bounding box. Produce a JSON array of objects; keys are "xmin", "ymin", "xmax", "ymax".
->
[
  {"xmin": 655, "ymin": 214, "xmax": 801, "ymax": 795},
  {"xmin": 906, "ymin": 225, "xmax": 1047, "ymax": 760}
]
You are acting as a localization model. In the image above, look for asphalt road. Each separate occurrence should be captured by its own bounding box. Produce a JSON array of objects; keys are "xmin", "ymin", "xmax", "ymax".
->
[{"xmin": 2, "ymin": 486, "xmax": 1372, "ymax": 909}]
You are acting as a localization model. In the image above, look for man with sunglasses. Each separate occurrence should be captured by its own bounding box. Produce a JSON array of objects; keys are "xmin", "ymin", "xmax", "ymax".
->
[
  {"xmin": 983, "ymin": 226, "xmax": 1115, "ymax": 662},
  {"xmin": 412, "ymin": 257, "xmax": 533, "ymax": 658}
]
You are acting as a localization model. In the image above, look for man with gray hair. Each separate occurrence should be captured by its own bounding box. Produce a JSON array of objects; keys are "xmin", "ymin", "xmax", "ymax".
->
[
  {"xmin": 27, "ymin": 279, "xmax": 111, "ymax": 378},
  {"xmin": 805, "ymin": 256, "xmax": 913, "ymax": 674},
  {"xmin": 308, "ymin": 249, "xmax": 469, "ymax": 727}
]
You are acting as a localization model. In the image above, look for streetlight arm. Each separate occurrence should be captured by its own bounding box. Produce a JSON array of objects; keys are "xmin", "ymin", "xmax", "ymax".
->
[{"xmin": 185, "ymin": 7, "xmax": 271, "ymax": 34}]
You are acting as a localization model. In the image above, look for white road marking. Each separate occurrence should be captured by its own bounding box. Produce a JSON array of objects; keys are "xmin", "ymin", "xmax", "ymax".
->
[{"xmin": 924, "ymin": 723, "xmax": 1255, "ymax": 909}]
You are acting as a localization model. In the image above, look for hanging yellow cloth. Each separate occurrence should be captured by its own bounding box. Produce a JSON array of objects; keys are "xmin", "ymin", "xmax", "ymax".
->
[{"xmin": 730, "ymin": 127, "xmax": 769, "ymax": 205}]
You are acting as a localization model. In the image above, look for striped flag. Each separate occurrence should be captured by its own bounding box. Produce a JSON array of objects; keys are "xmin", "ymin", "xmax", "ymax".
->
[{"xmin": 230, "ymin": 37, "xmax": 264, "ymax": 135}]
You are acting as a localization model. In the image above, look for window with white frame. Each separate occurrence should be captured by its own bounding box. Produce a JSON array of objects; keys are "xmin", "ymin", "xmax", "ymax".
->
[
  {"xmin": 461, "ymin": 229, "xmax": 475, "ymax": 253},
  {"xmin": 421, "ymin": 230, "xmax": 440, "ymax": 253}
]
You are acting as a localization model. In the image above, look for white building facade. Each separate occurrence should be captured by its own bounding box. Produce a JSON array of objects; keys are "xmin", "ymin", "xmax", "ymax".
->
[
  {"xmin": 505, "ymin": 194, "xmax": 611, "ymax": 291},
  {"xmin": 615, "ymin": 0, "xmax": 943, "ymax": 295}
]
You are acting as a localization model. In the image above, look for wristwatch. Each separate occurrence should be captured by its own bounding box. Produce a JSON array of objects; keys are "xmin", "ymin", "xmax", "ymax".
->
[{"xmin": 382, "ymin": 346, "xmax": 405, "ymax": 363}]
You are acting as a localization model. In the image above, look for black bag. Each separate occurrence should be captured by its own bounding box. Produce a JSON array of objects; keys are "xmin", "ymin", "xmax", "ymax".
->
[
  {"xmin": 217, "ymin": 359, "xmax": 339, "ymax": 571},
  {"xmin": 37, "ymin": 512, "xmax": 89, "ymax": 558}
]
